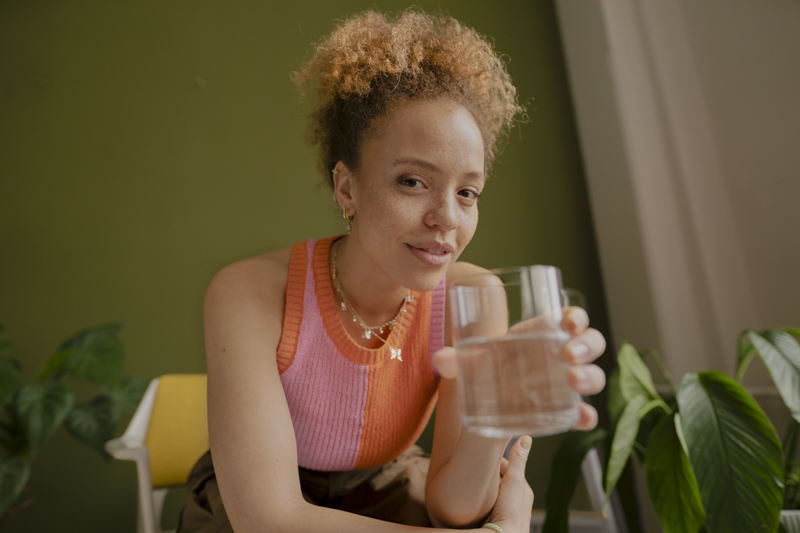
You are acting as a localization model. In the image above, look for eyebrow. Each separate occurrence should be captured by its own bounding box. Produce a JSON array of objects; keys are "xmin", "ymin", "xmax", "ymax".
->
[
  {"xmin": 392, "ymin": 157, "xmax": 441, "ymax": 172},
  {"xmin": 391, "ymin": 157, "xmax": 484, "ymax": 179}
]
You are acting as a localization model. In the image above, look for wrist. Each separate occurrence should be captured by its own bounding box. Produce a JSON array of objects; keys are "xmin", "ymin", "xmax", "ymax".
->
[{"xmin": 458, "ymin": 427, "xmax": 511, "ymax": 452}]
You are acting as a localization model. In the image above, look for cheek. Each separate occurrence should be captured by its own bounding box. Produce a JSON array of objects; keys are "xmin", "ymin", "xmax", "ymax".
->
[
  {"xmin": 360, "ymin": 190, "xmax": 412, "ymax": 234},
  {"xmin": 364, "ymin": 190, "xmax": 421, "ymax": 224},
  {"xmin": 459, "ymin": 209, "xmax": 479, "ymax": 239},
  {"xmin": 449, "ymin": 212, "xmax": 478, "ymax": 262}
]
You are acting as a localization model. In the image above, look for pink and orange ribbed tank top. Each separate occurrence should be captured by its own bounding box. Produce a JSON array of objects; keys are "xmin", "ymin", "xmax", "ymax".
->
[{"xmin": 276, "ymin": 237, "xmax": 445, "ymax": 472}]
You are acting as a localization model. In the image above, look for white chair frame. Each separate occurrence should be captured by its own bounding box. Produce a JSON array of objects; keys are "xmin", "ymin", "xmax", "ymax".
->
[{"xmin": 106, "ymin": 378, "xmax": 179, "ymax": 533}]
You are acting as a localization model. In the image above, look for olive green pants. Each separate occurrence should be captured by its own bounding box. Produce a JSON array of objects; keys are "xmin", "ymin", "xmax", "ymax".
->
[{"xmin": 177, "ymin": 445, "xmax": 433, "ymax": 532}]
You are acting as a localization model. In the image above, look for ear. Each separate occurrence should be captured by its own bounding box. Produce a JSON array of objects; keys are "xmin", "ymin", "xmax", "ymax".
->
[{"xmin": 332, "ymin": 161, "xmax": 357, "ymax": 217}]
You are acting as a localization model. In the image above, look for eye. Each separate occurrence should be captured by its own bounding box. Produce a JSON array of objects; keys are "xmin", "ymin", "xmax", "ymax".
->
[
  {"xmin": 458, "ymin": 188, "xmax": 482, "ymax": 201},
  {"xmin": 399, "ymin": 177, "xmax": 423, "ymax": 188}
]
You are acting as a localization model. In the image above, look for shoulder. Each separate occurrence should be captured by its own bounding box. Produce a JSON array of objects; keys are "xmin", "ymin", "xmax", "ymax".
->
[
  {"xmin": 446, "ymin": 261, "xmax": 490, "ymax": 282},
  {"xmin": 203, "ymin": 247, "xmax": 297, "ymax": 373},
  {"xmin": 205, "ymin": 247, "xmax": 293, "ymax": 316},
  {"xmin": 443, "ymin": 261, "xmax": 501, "ymax": 318},
  {"xmin": 443, "ymin": 262, "xmax": 491, "ymax": 344}
]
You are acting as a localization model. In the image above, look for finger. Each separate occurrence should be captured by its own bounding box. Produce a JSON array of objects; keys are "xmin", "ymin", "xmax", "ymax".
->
[
  {"xmin": 561, "ymin": 306, "xmax": 589, "ymax": 334},
  {"xmin": 499, "ymin": 457, "xmax": 509, "ymax": 477},
  {"xmin": 564, "ymin": 328, "xmax": 606, "ymax": 365},
  {"xmin": 432, "ymin": 347, "xmax": 457, "ymax": 380},
  {"xmin": 507, "ymin": 312, "xmax": 561, "ymax": 334},
  {"xmin": 504, "ymin": 435, "xmax": 532, "ymax": 481},
  {"xmin": 568, "ymin": 364, "xmax": 606, "ymax": 396},
  {"xmin": 573, "ymin": 402, "xmax": 599, "ymax": 431}
]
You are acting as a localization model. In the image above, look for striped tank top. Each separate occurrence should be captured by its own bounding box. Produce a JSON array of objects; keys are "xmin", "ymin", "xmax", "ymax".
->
[{"xmin": 276, "ymin": 237, "xmax": 445, "ymax": 471}]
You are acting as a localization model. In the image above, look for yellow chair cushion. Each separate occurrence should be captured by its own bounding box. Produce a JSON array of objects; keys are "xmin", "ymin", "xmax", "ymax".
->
[{"xmin": 145, "ymin": 374, "xmax": 209, "ymax": 488}]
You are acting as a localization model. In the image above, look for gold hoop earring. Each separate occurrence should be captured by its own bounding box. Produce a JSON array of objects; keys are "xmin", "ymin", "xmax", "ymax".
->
[{"xmin": 341, "ymin": 205, "xmax": 354, "ymax": 234}]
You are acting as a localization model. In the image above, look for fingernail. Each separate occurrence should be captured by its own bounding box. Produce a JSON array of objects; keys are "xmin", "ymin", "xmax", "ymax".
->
[
  {"xmin": 573, "ymin": 368, "xmax": 588, "ymax": 384},
  {"xmin": 570, "ymin": 343, "xmax": 589, "ymax": 361},
  {"xmin": 570, "ymin": 315, "xmax": 587, "ymax": 330},
  {"xmin": 520, "ymin": 436, "xmax": 532, "ymax": 450}
]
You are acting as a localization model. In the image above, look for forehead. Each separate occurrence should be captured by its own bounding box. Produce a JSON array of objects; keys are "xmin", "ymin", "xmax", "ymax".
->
[{"xmin": 360, "ymin": 99, "xmax": 485, "ymax": 176}]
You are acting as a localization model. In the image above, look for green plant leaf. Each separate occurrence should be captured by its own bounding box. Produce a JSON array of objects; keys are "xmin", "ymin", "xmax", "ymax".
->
[
  {"xmin": 607, "ymin": 367, "xmax": 625, "ymax": 423},
  {"xmin": 0, "ymin": 456, "xmax": 30, "ymax": 515},
  {"xmin": 645, "ymin": 413, "xmax": 705, "ymax": 533},
  {"xmin": 785, "ymin": 419, "xmax": 799, "ymax": 468},
  {"xmin": 59, "ymin": 322, "xmax": 123, "ymax": 351},
  {"xmin": 103, "ymin": 375, "xmax": 149, "ymax": 418},
  {"xmin": 604, "ymin": 395, "xmax": 649, "ymax": 502},
  {"xmin": 62, "ymin": 337, "xmax": 124, "ymax": 386},
  {"xmin": 631, "ymin": 398, "xmax": 672, "ymax": 462},
  {"xmin": 15, "ymin": 381, "xmax": 74, "ymax": 455},
  {"xmin": 677, "ymin": 371, "xmax": 783, "ymax": 533},
  {"xmin": 749, "ymin": 330, "xmax": 800, "ymax": 424},
  {"xmin": 785, "ymin": 420, "xmax": 800, "ymax": 509},
  {"xmin": 59, "ymin": 323, "xmax": 124, "ymax": 386},
  {"xmin": 782, "ymin": 328, "xmax": 800, "ymax": 339},
  {"xmin": 64, "ymin": 396, "xmax": 116, "ymax": 459},
  {"xmin": 542, "ymin": 428, "xmax": 607, "ymax": 533},
  {"xmin": 618, "ymin": 343, "xmax": 659, "ymax": 401},
  {"xmin": 0, "ymin": 358, "xmax": 21, "ymax": 410},
  {"xmin": 736, "ymin": 329, "xmax": 757, "ymax": 383},
  {"xmin": 35, "ymin": 349, "xmax": 70, "ymax": 382}
]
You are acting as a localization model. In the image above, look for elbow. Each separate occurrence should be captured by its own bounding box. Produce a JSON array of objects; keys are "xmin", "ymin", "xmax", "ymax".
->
[
  {"xmin": 425, "ymin": 485, "xmax": 492, "ymax": 529},
  {"xmin": 226, "ymin": 493, "xmax": 310, "ymax": 532},
  {"xmin": 427, "ymin": 505, "xmax": 489, "ymax": 530},
  {"xmin": 272, "ymin": 498, "xmax": 311, "ymax": 530}
]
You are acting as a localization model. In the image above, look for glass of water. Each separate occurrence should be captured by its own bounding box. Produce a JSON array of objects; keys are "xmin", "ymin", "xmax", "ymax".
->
[{"xmin": 449, "ymin": 265, "xmax": 580, "ymax": 438}]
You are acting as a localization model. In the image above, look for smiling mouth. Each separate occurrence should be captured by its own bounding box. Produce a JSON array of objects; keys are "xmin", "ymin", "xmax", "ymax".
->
[{"xmin": 406, "ymin": 244, "xmax": 453, "ymax": 267}]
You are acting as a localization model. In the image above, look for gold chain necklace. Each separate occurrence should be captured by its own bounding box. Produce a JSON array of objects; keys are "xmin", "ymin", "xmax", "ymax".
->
[{"xmin": 332, "ymin": 240, "xmax": 411, "ymax": 361}]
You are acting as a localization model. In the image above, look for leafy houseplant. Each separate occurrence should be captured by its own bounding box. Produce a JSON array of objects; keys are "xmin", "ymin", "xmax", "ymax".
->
[
  {"xmin": 0, "ymin": 323, "xmax": 147, "ymax": 525},
  {"xmin": 543, "ymin": 328, "xmax": 800, "ymax": 533}
]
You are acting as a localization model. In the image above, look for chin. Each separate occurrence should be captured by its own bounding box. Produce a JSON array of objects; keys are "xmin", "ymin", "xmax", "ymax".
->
[{"xmin": 403, "ymin": 268, "xmax": 447, "ymax": 293}]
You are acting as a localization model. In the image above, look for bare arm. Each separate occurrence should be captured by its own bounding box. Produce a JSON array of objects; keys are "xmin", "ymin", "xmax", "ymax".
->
[
  {"xmin": 425, "ymin": 262, "xmax": 512, "ymax": 529},
  {"xmin": 205, "ymin": 254, "xmax": 512, "ymax": 532},
  {"xmin": 425, "ymin": 262, "xmax": 607, "ymax": 530}
]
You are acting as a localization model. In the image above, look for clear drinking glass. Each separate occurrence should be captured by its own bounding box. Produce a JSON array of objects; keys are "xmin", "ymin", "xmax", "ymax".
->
[{"xmin": 449, "ymin": 265, "xmax": 580, "ymax": 438}]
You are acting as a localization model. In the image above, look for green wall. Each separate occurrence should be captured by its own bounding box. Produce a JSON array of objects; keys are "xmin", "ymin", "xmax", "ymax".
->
[{"xmin": 0, "ymin": 1, "xmax": 612, "ymax": 531}]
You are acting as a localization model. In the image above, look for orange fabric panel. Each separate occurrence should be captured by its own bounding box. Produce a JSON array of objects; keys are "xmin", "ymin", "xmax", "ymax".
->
[
  {"xmin": 354, "ymin": 291, "xmax": 439, "ymax": 469},
  {"xmin": 276, "ymin": 241, "xmax": 308, "ymax": 374}
]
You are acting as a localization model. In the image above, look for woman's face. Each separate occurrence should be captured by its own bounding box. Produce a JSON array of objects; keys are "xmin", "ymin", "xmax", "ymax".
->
[{"xmin": 340, "ymin": 99, "xmax": 485, "ymax": 292}]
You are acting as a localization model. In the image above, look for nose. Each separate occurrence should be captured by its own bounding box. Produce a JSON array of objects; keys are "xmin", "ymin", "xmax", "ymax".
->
[{"xmin": 424, "ymin": 192, "xmax": 459, "ymax": 231}]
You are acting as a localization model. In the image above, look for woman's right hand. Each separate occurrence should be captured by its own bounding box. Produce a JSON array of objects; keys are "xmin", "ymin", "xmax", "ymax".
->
[{"xmin": 483, "ymin": 436, "xmax": 535, "ymax": 533}]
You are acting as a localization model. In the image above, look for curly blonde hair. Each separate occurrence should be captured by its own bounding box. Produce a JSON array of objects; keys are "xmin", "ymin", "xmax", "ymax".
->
[{"xmin": 293, "ymin": 9, "xmax": 524, "ymax": 186}]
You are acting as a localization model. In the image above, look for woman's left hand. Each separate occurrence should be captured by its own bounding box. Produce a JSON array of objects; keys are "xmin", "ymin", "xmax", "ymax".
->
[
  {"xmin": 432, "ymin": 306, "xmax": 606, "ymax": 431},
  {"xmin": 558, "ymin": 306, "xmax": 606, "ymax": 430}
]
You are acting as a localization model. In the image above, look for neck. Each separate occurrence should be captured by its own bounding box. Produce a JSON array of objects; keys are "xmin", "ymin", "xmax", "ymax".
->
[{"xmin": 331, "ymin": 235, "xmax": 410, "ymax": 325}]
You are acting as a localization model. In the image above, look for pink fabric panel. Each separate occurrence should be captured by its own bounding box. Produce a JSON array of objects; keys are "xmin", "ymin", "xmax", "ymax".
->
[
  {"xmin": 279, "ymin": 239, "xmax": 369, "ymax": 471},
  {"xmin": 428, "ymin": 275, "xmax": 446, "ymax": 381}
]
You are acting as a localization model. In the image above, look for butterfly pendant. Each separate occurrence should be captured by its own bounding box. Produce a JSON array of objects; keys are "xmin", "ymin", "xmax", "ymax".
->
[{"xmin": 390, "ymin": 347, "xmax": 403, "ymax": 362}]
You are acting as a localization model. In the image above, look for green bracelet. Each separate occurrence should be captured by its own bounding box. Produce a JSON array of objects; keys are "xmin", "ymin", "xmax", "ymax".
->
[{"xmin": 482, "ymin": 524, "xmax": 505, "ymax": 533}]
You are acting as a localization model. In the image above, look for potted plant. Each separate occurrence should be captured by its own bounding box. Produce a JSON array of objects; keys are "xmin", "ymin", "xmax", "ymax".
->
[
  {"xmin": 0, "ymin": 323, "xmax": 147, "ymax": 526},
  {"xmin": 543, "ymin": 328, "xmax": 800, "ymax": 533}
]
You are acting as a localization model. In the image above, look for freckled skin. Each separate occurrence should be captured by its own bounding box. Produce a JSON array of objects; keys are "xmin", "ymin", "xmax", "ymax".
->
[{"xmin": 333, "ymin": 99, "xmax": 485, "ymax": 323}]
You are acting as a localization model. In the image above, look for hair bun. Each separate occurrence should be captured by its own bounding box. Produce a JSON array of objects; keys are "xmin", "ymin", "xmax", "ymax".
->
[{"xmin": 293, "ymin": 8, "xmax": 524, "ymax": 185}]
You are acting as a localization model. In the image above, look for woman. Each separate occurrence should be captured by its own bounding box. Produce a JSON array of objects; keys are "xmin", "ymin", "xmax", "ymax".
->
[{"xmin": 178, "ymin": 9, "xmax": 606, "ymax": 533}]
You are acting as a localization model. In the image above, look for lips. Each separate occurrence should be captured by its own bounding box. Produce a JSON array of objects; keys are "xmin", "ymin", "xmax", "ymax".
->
[{"xmin": 407, "ymin": 241, "xmax": 454, "ymax": 267}]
